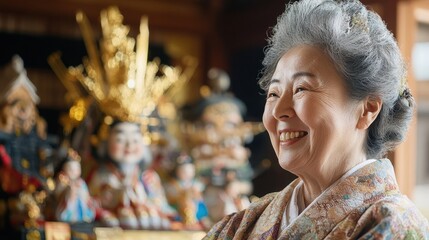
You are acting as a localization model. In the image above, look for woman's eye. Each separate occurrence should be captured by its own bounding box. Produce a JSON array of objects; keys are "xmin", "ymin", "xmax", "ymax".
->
[
  {"xmin": 295, "ymin": 87, "xmax": 305, "ymax": 93},
  {"xmin": 266, "ymin": 92, "xmax": 278, "ymax": 99}
]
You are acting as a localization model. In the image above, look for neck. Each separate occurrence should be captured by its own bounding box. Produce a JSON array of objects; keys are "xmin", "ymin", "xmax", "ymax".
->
[{"xmin": 298, "ymin": 151, "xmax": 367, "ymax": 207}]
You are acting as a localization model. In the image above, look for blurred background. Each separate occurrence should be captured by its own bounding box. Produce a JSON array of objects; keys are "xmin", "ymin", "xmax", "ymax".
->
[{"xmin": 0, "ymin": 0, "xmax": 428, "ymax": 217}]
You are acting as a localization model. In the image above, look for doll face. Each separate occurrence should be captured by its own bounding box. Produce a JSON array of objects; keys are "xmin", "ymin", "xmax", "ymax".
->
[
  {"xmin": 176, "ymin": 163, "xmax": 195, "ymax": 182},
  {"xmin": 202, "ymin": 102, "xmax": 243, "ymax": 131},
  {"xmin": 3, "ymin": 87, "xmax": 37, "ymax": 133},
  {"xmin": 201, "ymin": 102, "xmax": 243, "ymax": 144},
  {"xmin": 107, "ymin": 122, "xmax": 146, "ymax": 164},
  {"xmin": 63, "ymin": 161, "xmax": 81, "ymax": 181}
]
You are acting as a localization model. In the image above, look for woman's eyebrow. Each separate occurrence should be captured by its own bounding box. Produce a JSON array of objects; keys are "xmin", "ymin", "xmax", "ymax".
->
[
  {"xmin": 269, "ymin": 78, "xmax": 280, "ymax": 85},
  {"xmin": 292, "ymin": 71, "xmax": 315, "ymax": 79}
]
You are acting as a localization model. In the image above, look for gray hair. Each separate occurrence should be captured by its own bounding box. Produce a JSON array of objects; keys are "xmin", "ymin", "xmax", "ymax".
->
[{"xmin": 259, "ymin": 0, "xmax": 415, "ymax": 159}]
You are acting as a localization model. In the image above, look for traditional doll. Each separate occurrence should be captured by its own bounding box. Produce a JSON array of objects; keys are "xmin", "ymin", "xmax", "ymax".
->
[
  {"xmin": 49, "ymin": 6, "xmax": 195, "ymax": 230},
  {"xmin": 0, "ymin": 55, "xmax": 53, "ymax": 195},
  {"xmin": 181, "ymin": 68, "xmax": 264, "ymax": 222},
  {"xmin": 53, "ymin": 149, "xmax": 95, "ymax": 223},
  {"xmin": 87, "ymin": 120, "xmax": 175, "ymax": 229},
  {"xmin": 0, "ymin": 55, "xmax": 53, "ymax": 229},
  {"xmin": 164, "ymin": 154, "xmax": 210, "ymax": 230}
]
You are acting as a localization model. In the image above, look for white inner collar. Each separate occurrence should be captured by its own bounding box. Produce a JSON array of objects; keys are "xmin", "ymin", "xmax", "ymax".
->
[{"xmin": 280, "ymin": 159, "xmax": 377, "ymax": 230}]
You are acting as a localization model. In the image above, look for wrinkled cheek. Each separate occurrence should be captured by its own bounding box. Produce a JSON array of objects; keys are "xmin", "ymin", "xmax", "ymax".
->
[
  {"xmin": 262, "ymin": 106, "xmax": 278, "ymax": 155},
  {"xmin": 300, "ymin": 105, "xmax": 323, "ymax": 128},
  {"xmin": 262, "ymin": 106, "xmax": 273, "ymax": 131},
  {"xmin": 306, "ymin": 116, "xmax": 331, "ymax": 157},
  {"xmin": 263, "ymin": 110, "xmax": 276, "ymax": 133}
]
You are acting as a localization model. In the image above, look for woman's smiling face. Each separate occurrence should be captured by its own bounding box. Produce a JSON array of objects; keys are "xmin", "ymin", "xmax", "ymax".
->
[{"xmin": 263, "ymin": 45, "xmax": 362, "ymax": 175}]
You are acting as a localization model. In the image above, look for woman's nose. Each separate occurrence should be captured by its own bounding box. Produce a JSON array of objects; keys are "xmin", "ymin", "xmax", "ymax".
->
[{"xmin": 272, "ymin": 94, "xmax": 296, "ymax": 120}]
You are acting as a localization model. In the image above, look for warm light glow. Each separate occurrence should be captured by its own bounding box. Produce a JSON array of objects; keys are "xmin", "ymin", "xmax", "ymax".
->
[
  {"xmin": 127, "ymin": 79, "xmax": 136, "ymax": 88},
  {"xmin": 104, "ymin": 115, "xmax": 114, "ymax": 125}
]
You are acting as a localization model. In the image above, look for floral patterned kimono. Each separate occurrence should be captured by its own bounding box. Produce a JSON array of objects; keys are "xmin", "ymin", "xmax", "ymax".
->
[{"xmin": 204, "ymin": 159, "xmax": 429, "ymax": 239}]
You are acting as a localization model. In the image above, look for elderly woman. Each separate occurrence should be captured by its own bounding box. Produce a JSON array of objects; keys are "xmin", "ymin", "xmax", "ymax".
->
[{"xmin": 204, "ymin": 0, "xmax": 429, "ymax": 239}]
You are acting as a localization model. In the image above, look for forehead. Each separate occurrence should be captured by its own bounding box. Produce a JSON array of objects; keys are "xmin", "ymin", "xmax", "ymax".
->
[{"xmin": 273, "ymin": 45, "xmax": 338, "ymax": 80}]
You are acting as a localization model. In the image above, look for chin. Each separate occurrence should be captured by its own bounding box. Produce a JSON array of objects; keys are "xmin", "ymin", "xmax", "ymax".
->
[
  {"xmin": 278, "ymin": 159, "xmax": 292, "ymax": 171},
  {"xmin": 278, "ymin": 156, "xmax": 300, "ymax": 173}
]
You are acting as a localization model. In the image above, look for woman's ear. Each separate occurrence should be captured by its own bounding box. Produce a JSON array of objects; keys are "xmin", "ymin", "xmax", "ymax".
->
[{"xmin": 356, "ymin": 97, "xmax": 382, "ymax": 130}]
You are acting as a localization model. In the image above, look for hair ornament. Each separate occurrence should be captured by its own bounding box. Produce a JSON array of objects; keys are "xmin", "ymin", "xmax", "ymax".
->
[
  {"xmin": 398, "ymin": 75, "xmax": 413, "ymax": 107},
  {"xmin": 400, "ymin": 87, "xmax": 411, "ymax": 99},
  {"xmin": 337, "ymin": 0, "xmax": 369, "ymax": 34},
  {"xmin": 349, "ymin": 12, "xmax": 369, "ymax": 33},
  {"xmin": 67, "ymin": 148, "xmax": 81, "ymax": 163},
  {"xmin": 399, "ymin": 76, "xmax": 412, "ymax": 98}
]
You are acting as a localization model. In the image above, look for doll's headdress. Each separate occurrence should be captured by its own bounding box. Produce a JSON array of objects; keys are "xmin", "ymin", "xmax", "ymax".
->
[
  {"xmin": 0, "ymin": 55, "xmax": 40, "ymax": 104},
  {"xmin": 180, "ymin": 68, "xmax": 265, "ymax": 146},
  {"xmin": 49, "ymin": 6, "xmax": 196, "ymax": 125},
  {"xmin": 181, "ymin": 68, "xmax": 247, "ymax": 122}
]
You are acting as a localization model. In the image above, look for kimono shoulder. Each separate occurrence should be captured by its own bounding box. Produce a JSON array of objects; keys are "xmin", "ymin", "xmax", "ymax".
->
[{"xmin": 343, "ymin": 195, "xmax": 429, "ymax": 239}]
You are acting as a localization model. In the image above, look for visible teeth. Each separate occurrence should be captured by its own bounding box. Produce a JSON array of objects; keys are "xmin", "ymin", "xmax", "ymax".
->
[{"xmin": 280, "ymin": 131, "xmax": 306, "ymax": 141}]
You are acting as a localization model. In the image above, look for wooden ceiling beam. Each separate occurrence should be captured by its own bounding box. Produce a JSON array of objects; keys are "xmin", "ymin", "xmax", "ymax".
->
[{"xmin": 0, "ymin": 0, "xmax": 212, "ymax": 35}]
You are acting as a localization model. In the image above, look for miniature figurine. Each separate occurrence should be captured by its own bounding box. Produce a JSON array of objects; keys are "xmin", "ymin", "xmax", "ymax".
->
[
  {"xmin": 181, "ymin": 68, "xmax": 264, "ymax": 222},
  {"xmin": 53, "ymin": 148, "xmax": 95, "ymax": 223},
  {"xmin": 0, "ymin": 55, "xmax": 53, "ymax": 194},
  {"xmin": 0, "ymin": 55, "xmax": 54, "ymax": 230},
  {"xmin": 87, "ymin": 120, "xmax": 174, "ymax": 229},
  {"xmin": 164, "ymin": 153, "xmax": 210, "ymax": 230}
]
